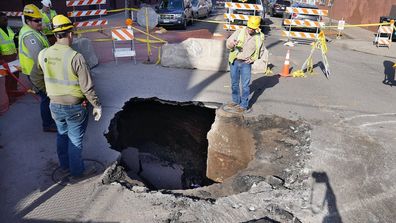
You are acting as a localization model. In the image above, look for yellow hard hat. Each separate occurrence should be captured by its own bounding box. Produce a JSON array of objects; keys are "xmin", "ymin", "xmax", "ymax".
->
[
  {"xmin": 52, "ymin": 15, "xmax": 74, "ymax": 33},
  {"xmin": 23, "ymin": 4, "xmax": 42, "ymax": 19},
  {"xmin": 247, "ymin": 16, "xmax": 261, "ymax": 30}
]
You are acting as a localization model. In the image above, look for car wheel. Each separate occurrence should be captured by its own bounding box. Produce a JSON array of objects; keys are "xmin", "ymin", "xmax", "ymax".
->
[{"xmin": 182, "ymin": 19, "xmax": 187, "ymax": 29}]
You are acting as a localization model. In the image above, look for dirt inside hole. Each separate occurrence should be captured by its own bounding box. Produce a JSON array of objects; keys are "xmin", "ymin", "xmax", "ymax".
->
[{"xmin": 104, "ymin": 98, "xmax": 311, "ymax": 199}]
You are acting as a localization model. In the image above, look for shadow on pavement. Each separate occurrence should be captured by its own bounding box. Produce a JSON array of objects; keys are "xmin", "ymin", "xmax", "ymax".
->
[
  {"xmin": 383, "ymin": 60, "xmax": 395, "ymax": 86},
  {"xmin": 249, "ymin": 75, "xmax": 280, "ymax": 108},
  {"xmin": 311, "ymin": 171, "xmax": 343, "ymax": 223}
]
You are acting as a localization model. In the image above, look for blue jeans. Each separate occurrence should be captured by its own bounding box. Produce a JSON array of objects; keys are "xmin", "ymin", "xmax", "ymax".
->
[
  {"xmin": 230, "ymin": 60, "xmax": 252, "ymax": 109},
  {"xmin": 37, "ymin": 91, "xmax": 56, "ymax": 129},
  {"xmin": 50, "ymin": 103, "xmax": 89, "ymax": 176}
]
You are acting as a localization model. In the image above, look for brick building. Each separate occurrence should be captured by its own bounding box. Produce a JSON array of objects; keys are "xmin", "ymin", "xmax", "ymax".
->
[{"xmin": 295, "ymin": 0, "xmax": 396, "ymax": 30}]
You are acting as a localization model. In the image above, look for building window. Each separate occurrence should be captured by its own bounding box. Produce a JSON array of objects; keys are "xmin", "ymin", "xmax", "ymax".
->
[{"xmin": 319, "ymin": 0, "xmax": 326, "ymax": 5}]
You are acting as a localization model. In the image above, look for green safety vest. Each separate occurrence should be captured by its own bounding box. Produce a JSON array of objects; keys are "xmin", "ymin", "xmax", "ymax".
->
[
  {"xmin": 38, "ymin": 44, "xmax": 84, "ymax": 98},
  {"xmin": 41, "ymin": 9, "xmax": 57, "ymax": 35},
  {"xmin": 18, "ymin": 25, "xmax": 50, "ymax": 75},
  {"xmin": 228, "ymin": 27, "xmax": 265, "ymax": 64},
  {"xmin": 0, "ymin": 27, "xmax": 17, "ymax": 56}
]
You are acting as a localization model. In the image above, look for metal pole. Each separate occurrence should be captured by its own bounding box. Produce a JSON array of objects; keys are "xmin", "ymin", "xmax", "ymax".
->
[{"xmin": 145, "ymin": 8, "xmax": 151, "ymax": 62}]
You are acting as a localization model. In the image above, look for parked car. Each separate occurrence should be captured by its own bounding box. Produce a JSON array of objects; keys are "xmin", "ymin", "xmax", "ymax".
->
[
  {"xmin": 227, "ymin": 0, "xmax": 266, "ymax": 27},
  {"xmin": 268, "ymin": 0, "xmax": 291, "ymax": 17},
  {"xmin": 156, "ymin": 0, "xmax": 193, "ymax": 29},
  {"xmin": 192, "ymin": 0, "xmax": 210, "ymax": 19},
  {"xmin": 282, "ymin": 3, "xmax": 321, "ymax": 32}
]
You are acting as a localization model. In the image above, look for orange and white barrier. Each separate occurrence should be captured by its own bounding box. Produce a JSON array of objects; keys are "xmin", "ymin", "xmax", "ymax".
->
[
  {"xmin": 66, "ymin": 0, "xmax": 106, "ymax": 7},
  {"xmin": 223, "ymin": 24, "xmax": 245, "ymax": 30},
  {"xmin": 283, "ymin": 19, "xmax": 324, "ymax": 28},
  {"xmin": 68, "ymin": 9, "xmax": 107, "ymax": 17},
  {"xmin": 224, "ymin": 13, "xmax": 251, "ymax": 21},
  {"xmin": 112, "ymin": 28, "xmax": 136, "ymax": 64},
  {"xmin": 74, "ymin": 19, "xmax": 108, "ymax": 27},
  {"xmin": 375, "ymin": 25, "xmax": 394, "ymax": 47},
  {"xmin": 2, "ymin": 11, "xmax": 23, "ymax": 17},
  {"xmin": 285, "ymin": 7, "xmax": 328, "ymax": 16},
  {"xmin": 282, "ymin": 31, "xmax": 318, "ymax": 39},
  {"xmin": 225, "ymin": 2, "xmax": 263, "ymax": 11},
  {"xmin": 111, "ymin": 28, "xmax": 135, "ymax": 40}
]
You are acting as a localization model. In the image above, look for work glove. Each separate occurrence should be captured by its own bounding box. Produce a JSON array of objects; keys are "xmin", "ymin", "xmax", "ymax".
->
[{"xmin": 93, "ymin": 106, "xmax": 102, "ymax": 121}]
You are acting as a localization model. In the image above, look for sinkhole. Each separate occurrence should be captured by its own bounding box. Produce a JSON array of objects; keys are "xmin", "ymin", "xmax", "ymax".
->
[
  {"xmin": 105, "ymin": 97, "xmax": 216, "ymax": 190},
  {"xmin": 104, "ymin": 97, "xmax": 311, "ymax": 198}
]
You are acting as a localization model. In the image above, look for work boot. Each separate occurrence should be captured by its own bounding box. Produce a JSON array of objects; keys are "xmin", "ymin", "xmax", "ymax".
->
[
  {"xmin": 224, "ymin": 102, "xmax": 239, "ymax": 112},
  {"xmin": 233, "ymin": 105, "xmax": 252, "ymax": 114},
  {"xmin": 66, "ymin": 165, "xmax": 98, "ymax": 185}
]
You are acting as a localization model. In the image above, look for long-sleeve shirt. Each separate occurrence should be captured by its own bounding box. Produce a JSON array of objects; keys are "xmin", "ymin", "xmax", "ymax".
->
[
  {"xmin": 226, "ymin": 29, "xmax": 265, "ymax": 61},
  {"xmin": 40, "ymin": 46, "xmax": 101, "ymax": 108},
  {"xmin": 23, "ymin": 33, "xmax": 48, "ymax": 91}
]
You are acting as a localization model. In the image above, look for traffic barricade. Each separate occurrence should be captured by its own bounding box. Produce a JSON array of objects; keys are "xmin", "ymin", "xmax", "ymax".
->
[
  {"xmin": 374, "ymin": 21, "xmax": 394, "ymax": 48},
  {"xmin": 66, "ymin": 0, "xmax": 108, "ymax": 28},
  {"xmin": 111, "ymin": 27, "xmax": 136, "ymax": 64},
  {"xmin": 1, "ymin": 11, "xmax": 23, "ymax": 17},
  {"xmin": 282, "ymin": 7, "xmax": 327, "ymax": 43},
  {"xmin": 224, "ymin": 2, "xmax": 263, "ymax": 31}
]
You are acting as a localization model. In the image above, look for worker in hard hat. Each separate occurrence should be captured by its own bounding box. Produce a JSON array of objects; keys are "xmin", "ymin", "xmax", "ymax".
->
[
  {"xmin": 19, "ymin": 4, "xmax": 56, "ymax": 132},
  {"xmin": 0, "ymin": 12, "xmax": 19, "ymax": 96},
  {"xmin": 225, "ymin": 16, "xmax": 265, "ymax": 113},
  {"xmin": 38, "ymin": 15, "xmax": 102, "ymax": 179},
  {"xmin": 40, "ymin": 0, "xmax": 57, "ymax": 44}
]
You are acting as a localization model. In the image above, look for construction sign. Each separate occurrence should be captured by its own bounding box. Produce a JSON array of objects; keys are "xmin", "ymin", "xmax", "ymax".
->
[{"xmin": 224, "ymin": 0, "xmax": 263, "ymax": 31}]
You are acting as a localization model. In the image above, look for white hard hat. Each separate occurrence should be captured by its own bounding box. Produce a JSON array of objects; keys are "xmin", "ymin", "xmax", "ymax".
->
[{"xmin": 41, "ymin": 0, "xmax": 52, "ymax": 7}]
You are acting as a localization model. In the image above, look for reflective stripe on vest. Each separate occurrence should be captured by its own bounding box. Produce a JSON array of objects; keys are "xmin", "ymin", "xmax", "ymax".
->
[
  {"xmin": 0, "ymin": 27, "xmax": 16, "ymax": 56},
  {"xmin": 18, "ymin": 25, "xmax": 50, "ymax": 75},
  {"xmin": 41, "ymin": 9, "xmax": 57, "ymax": 35},
  {"xmin": 39, "ymin": 45, "xmax": 84, "ymax": 98},
  {"xmin": 228, "ymin": 27, "xmax": 264, "ymax": 63}
]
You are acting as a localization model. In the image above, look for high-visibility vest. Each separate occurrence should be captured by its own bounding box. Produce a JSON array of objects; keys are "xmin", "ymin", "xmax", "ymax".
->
[
  {"xmin": 18, "ymin": 25, "xmax": 49, "ymax": 75},
  {"xmin": 38, "ymin": 44, "xmax": 84, "ymax": 98},
  {"xmin": 228, "ymin": 27, "xmax": 264, "ymax": 64},
  {"xmin": 41, "ymin": 9, "xmax": 57, "ymax": 35},
  {"xmin": 0, "ymin": 27, "xmax": 17, "ymax": 56}
]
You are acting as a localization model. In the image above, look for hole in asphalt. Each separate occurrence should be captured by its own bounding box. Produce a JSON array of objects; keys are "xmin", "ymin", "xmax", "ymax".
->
[
  {"xmin": 105, "ymin": 97, "xmax": 216, "ymax": 190},
  {"xmin": 104, "ymin": 97, "xmax": 312, "ymax": 200}
]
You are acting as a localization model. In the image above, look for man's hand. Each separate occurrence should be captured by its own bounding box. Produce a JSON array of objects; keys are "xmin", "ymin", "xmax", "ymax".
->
[
  {"xmin": 93, "ymin": 106, "xmax": 102, "ymax": 121},
  {"xmin": 231, "ymin": 39, "xmax": 240, "ymax": 48}
]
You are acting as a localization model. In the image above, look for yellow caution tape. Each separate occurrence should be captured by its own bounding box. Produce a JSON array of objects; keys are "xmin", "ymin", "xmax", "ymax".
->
[
  {"xmin": 107, "ymin": 7, "xmax": 139, "ymax": 13},
  {"xmin": 291, "ymin": 70, "xmax": 306, "ymax": 78},
  {"xmin": 264, "ymin": 66, "xmax": 273, "ymax": 76}
]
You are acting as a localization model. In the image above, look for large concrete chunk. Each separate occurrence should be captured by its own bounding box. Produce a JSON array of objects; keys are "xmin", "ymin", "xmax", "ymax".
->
[
  {"xmin": 161, "ymin": 38, "xmax": 229, "ymax": 72},
  {"xmin": 161, "ymin": 38, "xmax": 269, "ymax": 74},
  {"xmin": 72, "ymin": 37, "xmax": 99, "ymax": 68},
  {"xmin": 206, "ymin": 107, "xmax": 256, "ymax": 182}
]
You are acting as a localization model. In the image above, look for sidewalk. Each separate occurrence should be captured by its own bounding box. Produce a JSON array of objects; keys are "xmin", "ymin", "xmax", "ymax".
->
[{"xmin": 324, "ymin": 18, "xmax": 396, "ymax": 59}]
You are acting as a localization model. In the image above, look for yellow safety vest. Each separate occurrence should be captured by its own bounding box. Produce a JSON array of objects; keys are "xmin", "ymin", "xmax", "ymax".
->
[
  {"xmin": 0, "ymin": 27, "xmax": 17, "ymax": 56},
  {"xmin": 38, "ymin": 44, "xmax": 84, "ymax": 98},
  {"xmin": 228, "ymin": 27, "xmax": 264, "ymax": 64},
  {"xmin": 18, "ymin": 25, "xmax": 50, "ymax": 75},
  {"xmin": 41, "ymin": 9, "xmax": 57, "ymax": 35}
]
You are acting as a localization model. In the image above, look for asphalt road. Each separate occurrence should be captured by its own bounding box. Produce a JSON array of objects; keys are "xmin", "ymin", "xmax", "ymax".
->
[{"xmin": 1, "ymin": 10, "xmax": 396, "ymax": 223}]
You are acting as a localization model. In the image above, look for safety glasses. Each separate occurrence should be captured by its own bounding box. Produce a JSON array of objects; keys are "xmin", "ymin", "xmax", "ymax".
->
[{"xmin": 31, "ymin": 19, "xmax": 42, "ymax": 23}]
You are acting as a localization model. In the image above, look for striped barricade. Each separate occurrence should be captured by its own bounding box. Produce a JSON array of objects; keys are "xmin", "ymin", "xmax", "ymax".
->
[
  {"xmin": 68, "ymin": 9, "xmax": 107, "ymax": 17},
  {"xmin": 223, "ymin": 24, "xmax": 245, "ymax": 30},
  {"xmin": 225, "ymin": 2, "xmax": 263, "ymax": 11},
  {"xmin": 283, "ymin": 7, "xmax": 327, "ymax": 42},
  {"xmin": 375, "ymin": 25, "xmax": 394, "ymax": 47},
  {"xmin": 224, "ymin": 13, "xmax": 251, "ymax": 21},
  {"xmin": 2, "ymin": 11, "xmax": 23, "ymax": 17},
  {"xmin": 66, "ymin": 0, "xmax": 106, "ymax": 7},
  {"xmin": 283, "ymin": 19, "xmax": 324, "ymax": 28},
  {"xmin": 224, "ymin": 2, "xmax": 263, "ymax": 31},
  {"xmin": 66, "ymin": 0, "xmax": 107, "ymax": 29},
  {"xmin": 285, "ymin": 7, "xmax": 328, "ymax": 16},
  {"xmin": 74, "ymin": 19, "xmax": 108, "ymax": 27},
  {"xmin": 111, "ymin": 28, "xmax": 136, "ymax": 64},
  {"xmin": 282, "ymin": 31, "xmax": 318, "ymax": 40}
]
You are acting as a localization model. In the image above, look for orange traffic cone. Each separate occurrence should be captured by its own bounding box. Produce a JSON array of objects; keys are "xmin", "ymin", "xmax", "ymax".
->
[{"xmin": 280, "ymin": 49, "xmax": 291, "ymax": 77}]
